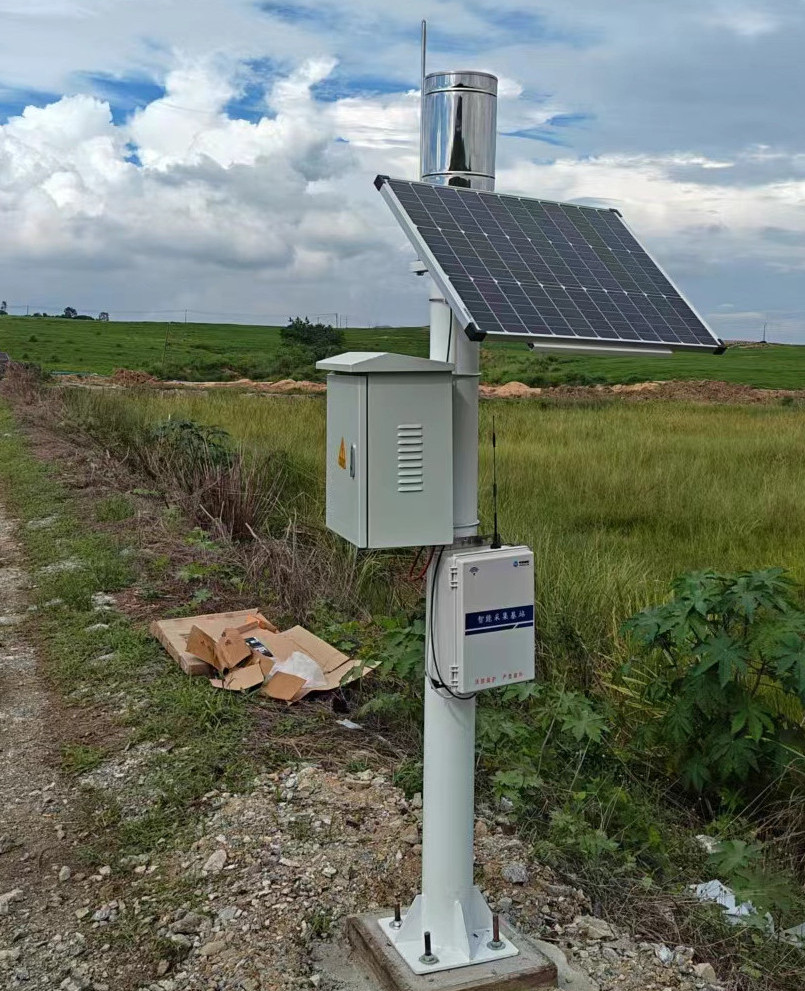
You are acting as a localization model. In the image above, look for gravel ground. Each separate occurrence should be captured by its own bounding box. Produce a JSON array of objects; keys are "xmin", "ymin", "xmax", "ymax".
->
[{"xmin": 1, "ymin": 497, "xmax": 724, "ymax": 991}]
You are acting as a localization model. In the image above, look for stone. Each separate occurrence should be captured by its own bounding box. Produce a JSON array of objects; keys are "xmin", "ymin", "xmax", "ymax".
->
[
  {"xmin": 694, "ymin": 962, "xmax": 717, "ymax": 982},
  {"xmin": 574, "ymin": 916, "xmax": 615, "ymax": 941},
  {"xmin": 59, "ymin": 866, "xmax": 72, "ymax": 882},
  {"xmin": 474, "ymin": 818, "xmax": 490, "ymax": 838},
  {"xmin": 198, "ymin": 940, "xmax": 226, "ymax": 958},
  {"xmin": 497, "ymin": 896, "xmax": 514, "ymax": 912},
  {"xmin": 411, "ymin": 793, "xmax": 422, "ymax": 809},
  {"xmin": 502, "ymin": 861, "xmax": 529, "ymax": 885},
  {"xmin": 0, "ymin": 888, "xmax": 23, "ymax": 915},
  {"xmin": 653, "ymin": 944, "xmax": 673, "ymax": 965},
  {"xmin": 400, "ymin": 826, "xmax": 419, "ymax": 846},
  {"xmin": 203, "ymin": 849, "xmax": 227, "ymax": 874},
  {"xmin": 171, "ymin": 911, "xmax": 205, "ymax": 935},
  {"xmin": 0, "ymin": 947, "xmax": 22, "ymax": 967}
]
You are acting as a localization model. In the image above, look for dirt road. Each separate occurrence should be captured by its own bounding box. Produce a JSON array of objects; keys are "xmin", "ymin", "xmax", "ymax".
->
[{"xmin": 0, "ymin": 506, "xmax": 97, "ymax": 989}]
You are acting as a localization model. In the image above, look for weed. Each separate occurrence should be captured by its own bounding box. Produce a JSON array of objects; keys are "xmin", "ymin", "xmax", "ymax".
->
[
  {"xmin": 305, "ymin": 907, "xmax": 336, "ymax": 939},
  {"xmin": 61, "ymin": 743, "xmax": 108, "ymax": 776},
  {"xmin": 96, "ymin": 494, "xmax": 135, "ymax": 522}
]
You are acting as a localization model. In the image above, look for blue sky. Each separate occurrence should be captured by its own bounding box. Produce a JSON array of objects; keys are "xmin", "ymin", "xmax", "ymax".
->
[{"xmin": 0, "ymin": 0, "xmax": 803, "ymax": 342}]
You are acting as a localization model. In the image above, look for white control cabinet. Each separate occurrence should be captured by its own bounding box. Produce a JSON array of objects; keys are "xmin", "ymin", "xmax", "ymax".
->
[
  {"xmin": 317, "ymin": 352, "xmax": 454, "ymax": 549},
  {"xmin": 432, "ymin": 545, "xmax": 535, "ymax": 693}
]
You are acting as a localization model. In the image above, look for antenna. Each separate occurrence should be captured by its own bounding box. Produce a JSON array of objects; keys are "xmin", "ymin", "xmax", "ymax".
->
[
  {"xmin": 419, "ymin": 19, "xmax": 427, "ymax": 180},
  {"xmin": 490, "ymin": 415, "xmax": 501, "ymax": 549}
]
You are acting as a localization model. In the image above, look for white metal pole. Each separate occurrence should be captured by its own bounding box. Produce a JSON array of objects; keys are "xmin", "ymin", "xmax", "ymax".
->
[
  {"xmin": 384, "ymin": 62, "xmax": 509, "ymax": 975},
  {"xmin": 421, "ymin": 303, "xmax": 480, "ymax": 937}
]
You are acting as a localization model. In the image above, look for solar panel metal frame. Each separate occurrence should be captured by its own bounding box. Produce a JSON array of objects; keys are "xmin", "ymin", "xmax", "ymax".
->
[{"xmin": 375, "ymin": 175, "xmax": 725, "ymax": 355}]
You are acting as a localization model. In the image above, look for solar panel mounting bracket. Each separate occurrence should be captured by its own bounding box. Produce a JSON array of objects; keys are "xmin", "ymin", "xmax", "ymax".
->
[{"xmin": 377, "ymin": 175, "xmax": 486, "ymax": 342}]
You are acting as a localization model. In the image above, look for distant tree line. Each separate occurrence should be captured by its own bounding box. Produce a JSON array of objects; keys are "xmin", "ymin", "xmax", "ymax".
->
[{"xmin": 0, "ymin": 301, "xmax": 109, "ymax": 321}]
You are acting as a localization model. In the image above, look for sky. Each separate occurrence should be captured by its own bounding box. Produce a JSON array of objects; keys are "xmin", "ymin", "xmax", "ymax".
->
[{"xmin": 1, "ymin": 0, "xmax": 804, "ymax": 342}]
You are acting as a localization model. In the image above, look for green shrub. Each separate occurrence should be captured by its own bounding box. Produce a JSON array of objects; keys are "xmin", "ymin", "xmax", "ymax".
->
[{"xmin": 621, "ymin": 568, "xmax": 805, "ymax": 796}]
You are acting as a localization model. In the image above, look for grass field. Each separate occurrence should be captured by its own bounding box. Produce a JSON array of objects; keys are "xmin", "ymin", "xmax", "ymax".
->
[
  {"xmin": 2, "ymin": 314, "xmax": 804, "ymax": 388},
  {"xmin": 62, "ymin": 387, "xmax": 805, "ymax": 668}
]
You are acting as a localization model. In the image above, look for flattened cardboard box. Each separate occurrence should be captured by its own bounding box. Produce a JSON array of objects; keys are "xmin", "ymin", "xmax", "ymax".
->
[{"xmin": 150, "ymin": 608, "xmax": 376, "ymax": 701}]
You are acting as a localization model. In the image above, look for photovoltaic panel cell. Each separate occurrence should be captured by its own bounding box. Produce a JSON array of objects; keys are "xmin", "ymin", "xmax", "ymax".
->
[{"xmin": 376, "ymin": 175, "xmax": 724, "ymax": 354}]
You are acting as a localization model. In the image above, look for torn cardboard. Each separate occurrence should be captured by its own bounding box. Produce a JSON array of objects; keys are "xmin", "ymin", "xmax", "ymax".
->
[
  {"xmin": 150, "ymin": 607, "xmax": 377, "ymax": 703},
  {"xmin": 211, "ymin": 663, "xmax": 266, "ymax": 693}
]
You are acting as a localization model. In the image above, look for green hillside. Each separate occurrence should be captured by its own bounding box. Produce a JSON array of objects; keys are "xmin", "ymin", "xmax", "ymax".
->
[{"xmin": 1, "ymin": 315, "xmax": 803, "ymax": 389}]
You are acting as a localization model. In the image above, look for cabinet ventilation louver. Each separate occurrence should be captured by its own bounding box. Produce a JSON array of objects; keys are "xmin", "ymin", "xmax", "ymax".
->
[{"xmin": 397, "ymin": 424, "xmax": 424, "ymax": 492}]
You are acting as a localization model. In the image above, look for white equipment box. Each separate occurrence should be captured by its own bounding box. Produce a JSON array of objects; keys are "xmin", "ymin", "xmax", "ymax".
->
[
  {"xmin": 432, "ymin": 545, "xmax": 535, "ymax": 693},
  {"xmin": 316, "ymin": 352, "xmax": 454, "ymax": 549}
]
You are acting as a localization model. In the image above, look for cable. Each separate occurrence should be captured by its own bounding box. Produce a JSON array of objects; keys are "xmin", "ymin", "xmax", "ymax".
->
[
  {"xmin": 409, "ymin": 545, "xmax": 433, "ymax": 583},
  {"xmin": 427, "ymin": 546, "xmax": 477, "ymax": 701},
  {"xmin": 490, "ymin": 414, "xmax": 501, "ymax": 549}
]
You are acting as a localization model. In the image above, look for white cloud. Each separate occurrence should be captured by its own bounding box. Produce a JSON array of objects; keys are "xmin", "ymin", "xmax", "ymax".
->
[
  {"xmin": 1, "ymin": 0, "xmax": 805, "ymax": 335},
  {"xmin": 706, "ymin": 5, "xmax": 781, "ymax": 38},
  {"xmin": 0, "ymin": 58, "xmax": 384, "ymax": 288}
]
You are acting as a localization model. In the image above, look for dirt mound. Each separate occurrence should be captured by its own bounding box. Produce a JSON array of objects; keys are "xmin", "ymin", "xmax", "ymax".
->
[
  {"xmin": 265, "ymin": 378, "xmax": 326, "ymax": 394},
  {"xmin": 622, "ymin": 379, "xmax": 803, "ymax": 404},
  {"xmin": 110, "ymin": 368, "xmax": 158, "ymax": 386},
  {"xmin": 487, "ymin": 380, "xmax": 543, "ymax": 398}
]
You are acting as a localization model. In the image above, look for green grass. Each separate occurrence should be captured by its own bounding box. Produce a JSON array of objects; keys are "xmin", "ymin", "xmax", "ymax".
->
[
  {"xmin": 0, "ymin": 315, "xmax": 428, "ymax": 378},
  {"xmin": 2, "ymin": 314, "xmax": 804, "ymax": 387},
  {"xmin": 0, "ymin": 403, "xmax": 256, "ymax": 858},
  {"xmin": 61, "ymin": 387, "xmax": 805, "ymax": 668}
]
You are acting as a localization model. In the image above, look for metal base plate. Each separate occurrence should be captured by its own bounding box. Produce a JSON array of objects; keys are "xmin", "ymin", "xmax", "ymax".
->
[
  {"xmin": 379, "ymin": 915, "xmax": 518, "ymax": 974},
  {"xmin": 378, "ymin": 891, "xmax": 519, "ymax": 975}
]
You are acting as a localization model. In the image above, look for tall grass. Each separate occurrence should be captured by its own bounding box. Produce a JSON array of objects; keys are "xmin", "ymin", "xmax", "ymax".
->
[{"xmin": 62, "ymin": 387, "xmax": 805, "ymax": 673}]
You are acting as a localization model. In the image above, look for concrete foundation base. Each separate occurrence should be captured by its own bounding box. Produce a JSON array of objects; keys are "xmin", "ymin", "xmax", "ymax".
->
[{"xmin": 346, "ymin": 913, "xmax": 557, "ymax": 991}]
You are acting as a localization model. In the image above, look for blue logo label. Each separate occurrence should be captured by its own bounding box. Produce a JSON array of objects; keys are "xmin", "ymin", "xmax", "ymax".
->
[{"xmin": 465, "ymin": 605, "xmax": 534, "ymax": 636}]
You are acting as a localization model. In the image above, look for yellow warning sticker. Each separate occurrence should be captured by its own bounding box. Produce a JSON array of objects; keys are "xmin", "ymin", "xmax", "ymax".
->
[{"xmin": 337, "ymin": 437, "xmax": 347, "ymax": 470}]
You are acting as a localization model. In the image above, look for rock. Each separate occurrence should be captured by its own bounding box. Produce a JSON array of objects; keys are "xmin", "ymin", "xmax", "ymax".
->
[
  {"xmin": 203, "ymin": 849, "xmax": 227, "ymax": 874},
  {"xmin": 156, "ymin": 960, "xmax": 170, "ymax": 977},
  {"xmin": 0, "ymin": 835, "xmax": 15, "ymax": 855},
  {"xmin": 501, "ymin": 861, "xmax": 529, "ymax": 885},
  {"xmin": 198, "ymin": 940, "xmax": 226, "ymax": 958},
  {"xmin": 673, "ymin": 945, "xmax": 694, "ymax": 965},
  {"xmin": 0, "ymin": 947, "xmax": 22, "ymax": 967},
  {"xmin": 98, "ymin": 865, "xmax": 112, "ymax": 877},
  {"xmin": 499, "ymin": 796, "xmax": 514, "ymax": 812},
  {"xmin": 574, "ymin": 916, "xmax": 615, "ymax": 941},
  {"xmin": 653, "ymin": 943, "xmax": 673, "ymax": 965},
  {"xmin": 171, "ymin": 911, "xmax": 205, "ymax": 935},
  {"xmin": 400, "ymin": 826, "xmax": 419, "ymax": 846},
  {"xmin": 59, "ymin": 866, "xmax": 72, "ymax": 882},
  {"xmin": 0, "ymin": 888, "xmax": 23, "ymax": 915},
  {"xmin": 497, "ymin": 896, "xmax": 513, "ymax": 912},
  {"xmin": 411, "ymin": 793, "xmax": 422, "ymax": 809},
  {"xmin": 694, "ymin": 962, "xmax": 717, "ymax": 982}
]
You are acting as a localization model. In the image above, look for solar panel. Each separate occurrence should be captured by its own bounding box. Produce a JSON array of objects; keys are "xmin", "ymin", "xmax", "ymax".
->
[{"xmin": 375, "ymin": 176, "xmax": 724, "ymax": 354}]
